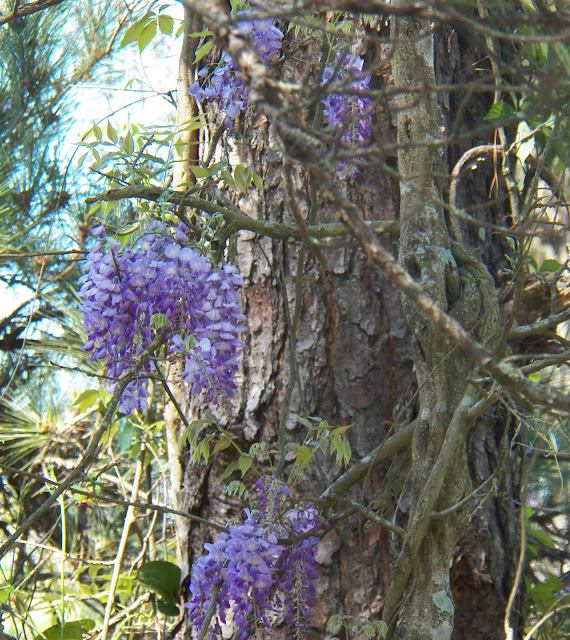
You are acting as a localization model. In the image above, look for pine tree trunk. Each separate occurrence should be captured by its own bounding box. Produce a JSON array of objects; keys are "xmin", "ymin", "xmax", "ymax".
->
[{"xmin": 169, "ymin": 5, "xmax": 524, "ymax": 639}]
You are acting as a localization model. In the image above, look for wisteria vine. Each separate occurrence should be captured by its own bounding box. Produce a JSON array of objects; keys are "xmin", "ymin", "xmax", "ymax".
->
[
  {"xmin": 186, "ymin": 478, "xmax": 322, "ymax": 640},
  {"xmin": 321, "ymin": 52, "xmax": 375, "ymax": 177},
  {"xmin": 79, "ymin": 223, "xmax": 246, "ymax": 414},
  {"xmin": 188, "ymin": 14, "xmax": 374, "ymax": 178},
  {"xmin": 188, "ymin": 15, "xmax": 284, "ymax": 128}
]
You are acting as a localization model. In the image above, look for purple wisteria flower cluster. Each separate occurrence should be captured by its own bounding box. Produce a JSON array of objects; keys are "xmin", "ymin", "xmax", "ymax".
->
[
  {"xmin": 321, "ymin": 53, "xmax": 375, "ymax": 177},
  {"xmin": 79, "ymin": 223, "xmax": 246, "ymax": 414},
  {"xmin": 188, "ymin": 15, "xmax": 283, "ymax": 128},
  {"xmin": 186, "ymin": 478, "xmax": 322, "ymax": 640}
]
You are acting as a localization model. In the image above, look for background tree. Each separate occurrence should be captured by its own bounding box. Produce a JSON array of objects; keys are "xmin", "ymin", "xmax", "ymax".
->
[
  {"xmin": 1, "ymin": 1, "xmax": 570, "ymax": 640},
  {"xmin": 0, "ymin": 1, "xmax": 156, "ymax": 636},
  {"xmin": 0, "ymin": 0, "xmax": 130, "ymax": 396}
]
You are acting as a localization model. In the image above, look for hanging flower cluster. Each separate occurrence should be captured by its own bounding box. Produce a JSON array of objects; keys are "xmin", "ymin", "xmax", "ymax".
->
[
  {"xmin": 186, "ymin": 478, "xmax": 322, "ymax": 640},
  {"xmin": 188, "ymin": 15, "xmax": 284, "ymax": 128},
  {"xmin": 79, "ymin": 223, "xmax": 246, "ymax": 414},
  {"xmin": 321, "ymin": 53, "xmax": 375, "ymax": 177}
]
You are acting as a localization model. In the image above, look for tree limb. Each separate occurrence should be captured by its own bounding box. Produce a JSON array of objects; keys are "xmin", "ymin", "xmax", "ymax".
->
[
  {"xmin": 320, "ymin": 420, "xmax": 417, "ymax": 500},
  {"xmin": 85, "ymin": 185, "xmax": 398, "ymax": 240},
  {"xmin": 0, "ymin": 0, "xmax": 64, "ymax": 26}
]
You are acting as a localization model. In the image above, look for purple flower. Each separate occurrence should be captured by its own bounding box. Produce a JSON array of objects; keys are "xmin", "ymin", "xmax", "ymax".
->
[
  {"xmin": 188, "ymin": 13, "xmax": 283, "ymax": 127},
  {"xmin": 321, "ymin": 52, "xmax": 375, "ymax": 177},
  {"xmin": 78, "ymin": 223, "xmax": 246, "ymax": 413},
  {"xmin": 185, "ymin": 478, "xmax": 323, "ymax": 640}
]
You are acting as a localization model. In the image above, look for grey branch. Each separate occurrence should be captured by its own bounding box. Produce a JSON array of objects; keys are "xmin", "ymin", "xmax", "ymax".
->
[
  {"xmin": 85, "ymin": 185, "xmax": 398, "ymax": 240},
  {"xmin": 0, "ymin": 0, "xmax": 65, "ymax": 26}
]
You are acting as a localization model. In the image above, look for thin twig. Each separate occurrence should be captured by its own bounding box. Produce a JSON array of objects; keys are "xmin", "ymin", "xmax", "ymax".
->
[
  {"xmin": 197, "ymin": 583, "xmax": 222, "ymax": 640},
  {"xmin": 522, "ymin": 604, "xmax": 570, "ymax": 640},
  {"xmin": 504, "ymin": 448, "xmax": 535, "ymax": 640},
  {"xmin": 101, "ymin": 440, "xmax": 146, "ymax": 640},
  {"xmin": 0, "ymin": 462, "xmax": 229, "ymax": 530},
  {"xmin": 328, "ymin": 496, "xmax": 406, "ymax": 537}
]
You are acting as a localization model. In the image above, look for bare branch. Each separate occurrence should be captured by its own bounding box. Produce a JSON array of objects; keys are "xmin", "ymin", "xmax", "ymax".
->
[
  {"xmin": 0, "ymin": 462, "xmax": 230, "ymax": 532},
  {"xmin": 0, "ymin": 0, "xmax": 64, "ymax": 26}
]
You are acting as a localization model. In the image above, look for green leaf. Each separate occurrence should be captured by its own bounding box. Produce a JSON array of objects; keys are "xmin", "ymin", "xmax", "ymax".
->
[
  {"xmin": 226, "ymin": 480, "xmax": 248, "ymax": 498},
  {"xmin": 158, "ymin": 14, "xmax": 174, "ymax": 35},
  {"xmin": 338, "ymin": 19, "xmax": 358, "ymax": 35},
  {"xmin": 178, "ymin": 116, "xmax": 206, "ymax": 132},
  {"xmin": 295, "ymin": 415, "xmax": 313, "ymax": 429},
  {"xmin": 326, "ymin": 615, "xmax": 344, "ymax": 633},
  {"xmin": 529, "ymin": 527, "xmax": 557, "ymax": 549},
  {"xmin": 539, "ymin": 259, "xmax": 562, "ymax": 273},
  {"xmin": 150, "ymin": 313, "xmax": 171, "ymax": 329},
  {"xmin": 72, "ymin": 389, "xmax": 99, "ymax": 412},
  {"xmin": 197, "ymin": 439, "xmax": 211, "ymax": 464},
  {"xmin": 194, "ymin": 39, "xmax": 213, "ymax": 63},
  {"xmin": 483, "ymin": 101, "xmax": 516, "ymax": 124},
  {"xmin": 189, "ymin": 29, "xmax": 213, "ymax": 38},
  {"xmin": 123, "ymin": 131, "xmax": 134, "ymax": 155},
  {"xmin": 221, "ymin": 169, "xmax": 238, "ymax": 191},
  {"xmin": 106, "ymin": 122, "xmax": 118, "ymax": 144},
  {"xmin": 375, "ymin": 620, "xmax": 389, "ymax": 638},
  {"xmin": 138, "ymin": 20, "xmax": 158, "ymax": 52},
  {"xmin": 331, "ymin": 425, "xmax": 351, "ymax": 435},
  {"xmin": 222, "ymin": 459, "xmax": 239, "ymax": 479},
  {"xmin": 528, "ymin": 372, "xmax": 541, "ymax": 382},
  {"xmin": 233, "ymin": 164, "xmax": 248, "ymax": 193},
  {"xmin": 190, "ymin": 165, "xmax": 210, "ymax": 179},
  {"xmin": 528, "ymin": 576, "xmax": 564, "ymax": 609},
  {"xmin": 251, "ymin": 169, "xmax": 263, "ymax": 190},
  {"xmin": 92, "ymin": 122, "xmax": 102, "ymax": 141},
  {"xmin": 295, "ymin": 445, "xmax": 312, "ymax": 465},
  {"xmin": 342, "ymin": 438, "xmax": 352, "ymax": 466},
  {"xmin": 34, "ymin": 620, "xmax": 95, "ymax": 640},
  {"xmin": 157, "ymin": 598, "xmax": 179, "ymax": 616},
  {"xmin": 137, "ymin": 560, "xmax": 181, "ymax": 601},
  {"xmin": 117, "ymin": 420, "xmax": 136, "ymax": 453},
  {"xmin": 248, "ymin": 442, "xmax": 265, "ymax": 457},
  {"xmin": 76, "ymin": 151, "xmax": 88, "ymax": 167},
  {"xmin": 238, "ymin": 454, "xmax": 253, "ymax": 477},
  {"xmin": 120, "ymin": 18, "xmax": 145, "ymax": 48},
  {"xmin": 208, "ymin": 160, "xmax": 226, "ymax": 176},
  {"xmin": 91, "ymin": 151, "xmax": 115, "ymax": 172},
  {"xmin": 527, "ymin": 255, "xmax": 538, "ymax": 273},
  {"xmin": 213, "ymin": 436, "xmax": 232, "ymax": 453}
]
